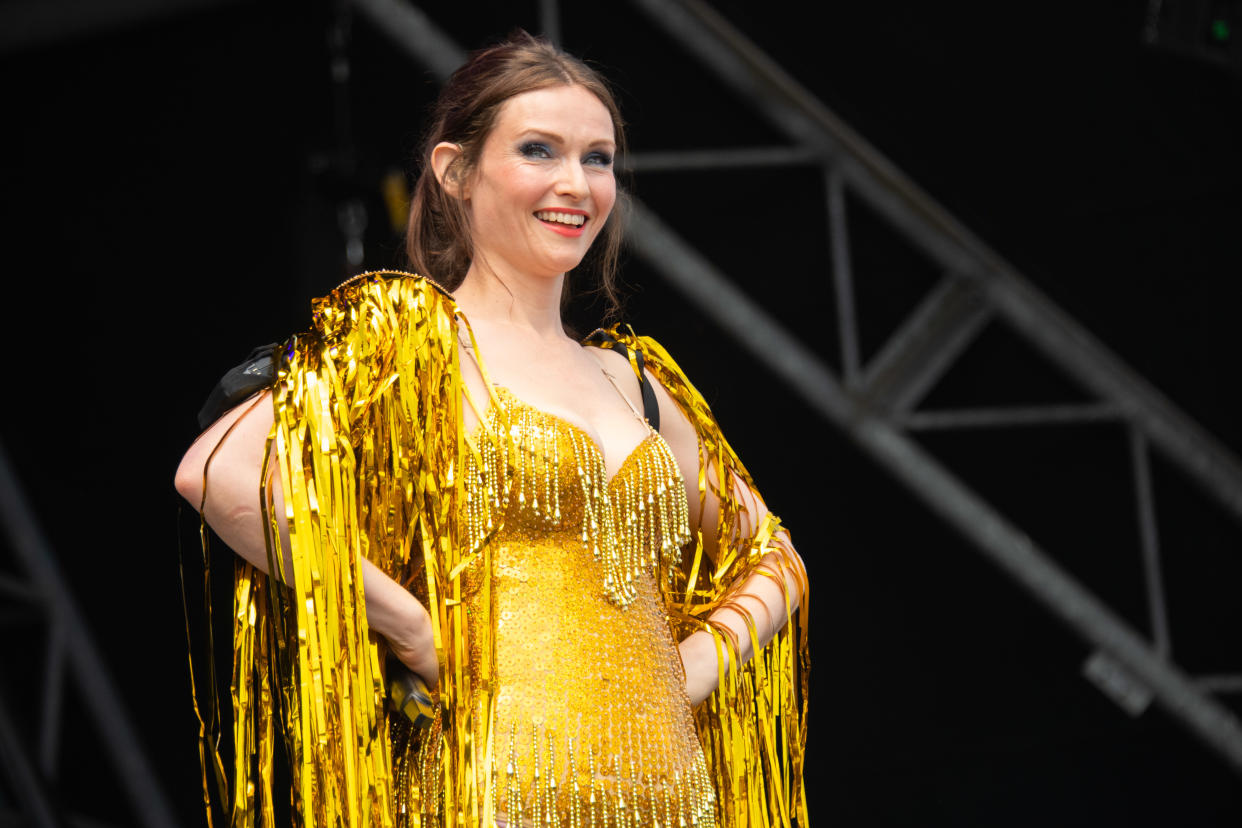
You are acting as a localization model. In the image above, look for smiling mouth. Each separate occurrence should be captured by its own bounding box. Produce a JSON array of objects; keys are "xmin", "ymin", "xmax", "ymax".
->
[{"xmin": 534, "ymin": 210, "xmax": 587, "ymax": 228}]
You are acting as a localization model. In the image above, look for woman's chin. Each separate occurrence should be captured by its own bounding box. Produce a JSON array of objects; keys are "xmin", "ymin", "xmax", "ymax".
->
[
  {"xmin": 536, "ymin": 254, "xmax": 590, "ymax": 279},
  {"xmin": 539, "ymin": 236, "xmax": 599, "ymax": 274}
]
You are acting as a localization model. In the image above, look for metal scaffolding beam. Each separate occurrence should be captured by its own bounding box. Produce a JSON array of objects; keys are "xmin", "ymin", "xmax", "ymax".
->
[
  {"xmin": 856, "ymin": 276, "xmax": 993, "ymax": 415},
  {"xmin": 626, "ymin": 205, "xmax": 1242, "ymax": 775},
  {"xmin": 0, "ymin": 440, "xmax": 176, "ymax": 828},
  {"xmin": 626, "ymin": 0, "xmax": 1242, "ymax": 774},
  {"xmin": 352, "ymin": 0, "xmax": 1242, "ymax": 778},
  {"xmin": 0, "ymin": 689, "xmax": 63, "ymax": 828},
  {"xmin": 628, "ymin": 0, "xmax": 1242, "ymax": 525}
]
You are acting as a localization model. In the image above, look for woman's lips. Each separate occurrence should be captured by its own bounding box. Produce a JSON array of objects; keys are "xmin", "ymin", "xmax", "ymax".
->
[{"xmin": 534, "ymin": 209, "xmax": 588, "ymax": 237}]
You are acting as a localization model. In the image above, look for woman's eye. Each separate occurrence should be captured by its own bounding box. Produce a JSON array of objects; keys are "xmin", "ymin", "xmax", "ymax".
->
[
  {"xmin": 585, "ymin": 151, "xmax": 614, "ymax": 168},
  {"xmin": 519, "ymin": 142, "xmax": 553, "ymax": 159}
]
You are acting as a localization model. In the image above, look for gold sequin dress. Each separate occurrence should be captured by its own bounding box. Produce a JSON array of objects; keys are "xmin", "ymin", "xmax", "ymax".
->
[
  {"xmin": 458, "ymin": 385, "xmax": 714, "ymax": 827},
  {"xmin": 199, "ymin": 273, "xmax": 809, "ymax": 828}
]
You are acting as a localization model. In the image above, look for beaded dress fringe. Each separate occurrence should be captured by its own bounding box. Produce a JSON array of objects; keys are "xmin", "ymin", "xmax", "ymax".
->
[
  {"xmin": 462, "ymin": 387, "xmax": 692, "ymax": 610},
  {"xmin": 452, "ymin": 379, "xmax": 711, "ymax": 827},
  {"xmin": 610, "ymin": 330, "xmax": 811, "ymax": 828}
]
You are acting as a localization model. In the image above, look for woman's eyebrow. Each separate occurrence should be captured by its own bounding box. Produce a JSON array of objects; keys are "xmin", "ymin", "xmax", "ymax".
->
[
  {"xmin": 518, "ymin": 128, "xmax": 615, "ymax": 150},
  {"xmin": 517, "ymin": 128, "xmax": 566, "ymax": 143}
]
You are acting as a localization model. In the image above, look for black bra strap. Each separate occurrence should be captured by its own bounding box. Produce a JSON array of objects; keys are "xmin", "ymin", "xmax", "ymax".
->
[{"xmin": 583, "ymin": 329, "xmax": 660, "ymax": 432}]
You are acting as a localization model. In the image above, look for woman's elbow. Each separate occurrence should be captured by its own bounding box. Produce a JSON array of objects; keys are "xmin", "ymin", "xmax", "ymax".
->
[
  {"xmin": 773, "ymin": 535, "xmax": 807, "ymax": 611},
  {"xmin": 174, "ymin": 392, "xmax": 273, "ymax": 514},
  {"xmin": 175, "ymin": 440, "xmax": 265, "ymax": 527},
  {"xmin": 791, "ymin": 549, "xmax": 808, "ymax": 610},
  {"xmin": 174, "ymin": 447, "xmax": 207, "ymax": 511}
]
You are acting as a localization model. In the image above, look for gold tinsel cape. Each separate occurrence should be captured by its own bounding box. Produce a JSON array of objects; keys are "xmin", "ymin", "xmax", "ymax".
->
[{"xmin": 191, "ymin": 271, "xmax": 809, "ymax": 827}]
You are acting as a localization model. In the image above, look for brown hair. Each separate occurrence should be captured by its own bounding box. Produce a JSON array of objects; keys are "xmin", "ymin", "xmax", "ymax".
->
[{"xmin": 405, "ymin": 31, "xmax": 629, "ymax": 320}]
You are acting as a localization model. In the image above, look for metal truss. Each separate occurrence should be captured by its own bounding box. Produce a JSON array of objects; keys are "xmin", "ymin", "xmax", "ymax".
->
[
  {"xmin": 353, "ymin": 0, "xmax": 1242, "ymax": 776},
  {"xmin": 0, "ymin": 440, "xmax": 177, "ymax": 828}
]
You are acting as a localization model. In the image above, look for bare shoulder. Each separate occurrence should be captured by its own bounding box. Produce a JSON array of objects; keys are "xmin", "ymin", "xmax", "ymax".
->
[
  {"xmin": 588, "ymin": 341, "xmax": 634, "ymax": 375},
  {"xmin": 586, "ymin": 342, "xmax": 692, "ymax": 430},
  {"xmin": 585, "ymin": 343, "xmax": 643, "ymax": 404}
]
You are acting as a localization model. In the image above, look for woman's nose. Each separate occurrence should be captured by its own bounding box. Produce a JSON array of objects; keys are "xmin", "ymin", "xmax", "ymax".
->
[{"xmin": 554, "ymin": 159, "xmax": 589, "ymax": 199}]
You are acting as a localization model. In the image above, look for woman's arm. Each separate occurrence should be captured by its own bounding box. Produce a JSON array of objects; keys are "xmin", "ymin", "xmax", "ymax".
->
[
  {"xmin": 174, "ymin": 392, "xmax": 440, "ymax": 687},
  {"xmin": 649, "ymin": 376, "xmax": 808, "ymax": 706},
  {"xmin": 679, "ymin": 516, "xmax": 804, "ymax": 706},
  {"xmin": 677, "ymin": 482, "xmax": 806, "ymax": 705}
]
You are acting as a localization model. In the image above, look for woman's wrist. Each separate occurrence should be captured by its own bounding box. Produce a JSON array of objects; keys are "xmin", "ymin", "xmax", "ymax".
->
[
  {"xmin": 387, "ymin": 593, "xmax": 435, "ymax": 667},
  {"xmin": 385, "ymin": 602, "xmax": 438, "ymax": 686},
  {"xmin": 679, "ymin": 630, "xmax": 727, "ymax": 706},
  {"xmin": 360, "ymin": 560, "xmax": 439, "ymax": 686}
]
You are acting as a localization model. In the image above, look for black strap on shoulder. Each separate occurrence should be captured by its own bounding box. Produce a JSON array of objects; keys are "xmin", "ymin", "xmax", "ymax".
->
[
  {"xmin": 196, "ymin": 343, "xmax": 279, "ymax": 430},
  {"xmin": 198, "ymin": 333, "xmax": 663, "ymax": 433},
  {"xmin": 583, "ymin": 329, "xmax": 660, "ymax": 432}
]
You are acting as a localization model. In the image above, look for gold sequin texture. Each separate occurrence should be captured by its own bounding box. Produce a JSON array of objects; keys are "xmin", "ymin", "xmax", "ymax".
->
[
  {"xmin": 187, "ymin": 272, "xmax": 810, "ymax": 828},
  {"xmin": 453, "ymin": 386, "xmax": 711, "ymax": 826}
]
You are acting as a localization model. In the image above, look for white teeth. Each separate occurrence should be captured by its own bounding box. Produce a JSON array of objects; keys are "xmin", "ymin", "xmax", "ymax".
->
[{"xmin": 536, "ymin": 210, "xmax": 585, "ymax": 227}]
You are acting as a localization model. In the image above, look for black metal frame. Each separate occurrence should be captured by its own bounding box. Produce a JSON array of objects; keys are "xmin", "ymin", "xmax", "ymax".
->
[{"xmin": 352, "ymin": 0, "xmax": 1242, "ymax": 776}]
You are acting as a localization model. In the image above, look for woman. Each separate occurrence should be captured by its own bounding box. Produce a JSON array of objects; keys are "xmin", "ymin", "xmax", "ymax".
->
[{"xmin": 176, "ymin": 32, "xmax": 808, "ymax": 828}]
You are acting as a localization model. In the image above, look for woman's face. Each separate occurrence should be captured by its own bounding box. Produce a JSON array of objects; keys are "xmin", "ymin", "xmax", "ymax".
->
[{"xmin": 465, "ymin": 84, "xmax": 617, "ymax": 281}]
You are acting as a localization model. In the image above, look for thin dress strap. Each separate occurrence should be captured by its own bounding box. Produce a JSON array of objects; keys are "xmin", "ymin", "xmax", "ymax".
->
[
  {"xmin": 583, "ymin": 329, "xmax": 661, "ymax": 431},
  {"xmin": 455, "ymin": 310, "xmax": 506, "ymax": 454},
  {"xmin": 599, "ymin": 367, "xmax": 652, "ymax": 431}
]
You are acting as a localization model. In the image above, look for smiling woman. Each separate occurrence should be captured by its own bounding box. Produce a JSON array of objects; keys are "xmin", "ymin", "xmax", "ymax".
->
[
  {"xmin": 404, "ymin": 33, "xmax": 630, "ymax": 317},
  {"xmin": 435, "ymin": 84, "xmax": 617, "ymax": 285},
  {"xmin": 175, "ymin": 30, "xmax": 808, "ymax": 828}
]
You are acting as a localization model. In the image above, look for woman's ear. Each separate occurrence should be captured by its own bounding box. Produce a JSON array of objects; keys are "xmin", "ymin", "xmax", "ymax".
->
[{"xmin": 431, "ymin": 142, "xmax": 468, "ymax": 199}]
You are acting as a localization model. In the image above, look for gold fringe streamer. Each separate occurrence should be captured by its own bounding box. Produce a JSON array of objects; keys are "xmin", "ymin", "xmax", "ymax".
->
[
  {"xmin": 598, "ymin": 326, "xmax": 811, "ymax": 828},
  {"xmin": 198, "ymin": 273, "xmax": 808, "ymax": 827}
]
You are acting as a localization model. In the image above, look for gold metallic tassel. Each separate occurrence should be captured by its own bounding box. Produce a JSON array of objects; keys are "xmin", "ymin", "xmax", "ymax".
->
[
  {"xmin": 251, "ymin": 273, "xmax": 478, "ymax": 827},
  {"xmin": 597, "ymin": 327, "xmax": 811, "ymax": 828},
  {"xmin": 208, "ymin": 276, "xmax": 806, "ymax": 828}
]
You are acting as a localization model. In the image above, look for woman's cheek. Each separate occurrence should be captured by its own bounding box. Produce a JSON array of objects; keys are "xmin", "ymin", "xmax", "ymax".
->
[{"xmin": 593, "ymin": 180, "xmax": 617, "ymax": 223}]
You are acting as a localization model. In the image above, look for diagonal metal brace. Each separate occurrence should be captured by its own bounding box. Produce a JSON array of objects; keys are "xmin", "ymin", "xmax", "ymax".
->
[
  {"xmin": 0, "ymin": 688, "xmax": 65, "ymax": 828},
  {"xmin": 0, "ymin": 441, "xmax": 177, "ymax": 828},
  {"xmin": 626, "ymin": 202, "xmax": 1242, "ymax": 778},
  {"xmin": 352, "ymin": 0, "xmax": 1242, "ymax": 780},
  {"xmin": 631, "ymin": 0, "xmax": 1242, "ymax": 529},
  {"xmin": 856, "ymin": 276, "xmax": 992, "ymax": 417}
]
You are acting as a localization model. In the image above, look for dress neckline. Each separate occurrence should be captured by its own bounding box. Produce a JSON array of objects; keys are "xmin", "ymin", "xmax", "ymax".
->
[
  {"xmin": 474, "ymin": 386, "xmax": 658, "ymax": 490},
  {"xmin": 456, "ymin": 311, "xmax": 655, "ymax": 483}
]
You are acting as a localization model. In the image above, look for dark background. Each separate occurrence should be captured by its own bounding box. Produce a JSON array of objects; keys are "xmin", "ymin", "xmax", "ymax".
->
[{"xmin": 1, "ymin": 0, "xmax": 1240, "ymax": 825}]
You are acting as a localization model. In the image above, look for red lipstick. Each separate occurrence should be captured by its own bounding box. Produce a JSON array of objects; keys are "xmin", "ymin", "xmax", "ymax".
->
[{"xmin": 535, "ymin": 208, "xmax": 589, "ymax": 237}]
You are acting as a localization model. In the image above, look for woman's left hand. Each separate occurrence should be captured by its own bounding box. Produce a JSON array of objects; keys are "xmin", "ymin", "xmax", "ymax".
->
[{"xmin": 678, "ymin": 630, "xmax": 725, "ymax": 706}]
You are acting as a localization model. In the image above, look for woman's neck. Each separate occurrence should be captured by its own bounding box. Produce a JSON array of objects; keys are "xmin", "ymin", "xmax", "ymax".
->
[{"xmin": 453, "ymin": 260, "xmax": 567, "ymax": 340}]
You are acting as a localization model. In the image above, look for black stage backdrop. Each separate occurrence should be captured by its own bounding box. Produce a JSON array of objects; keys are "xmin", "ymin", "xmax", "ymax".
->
[{"xmin": 1, "ymin": 1, "xmax": 1240, "ymax": 825}]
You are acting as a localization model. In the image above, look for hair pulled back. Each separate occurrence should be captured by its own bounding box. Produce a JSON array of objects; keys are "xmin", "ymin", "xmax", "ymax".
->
[{"xmin": 406, "ymin": 31, "xmax": 629, "ymax": 318}]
